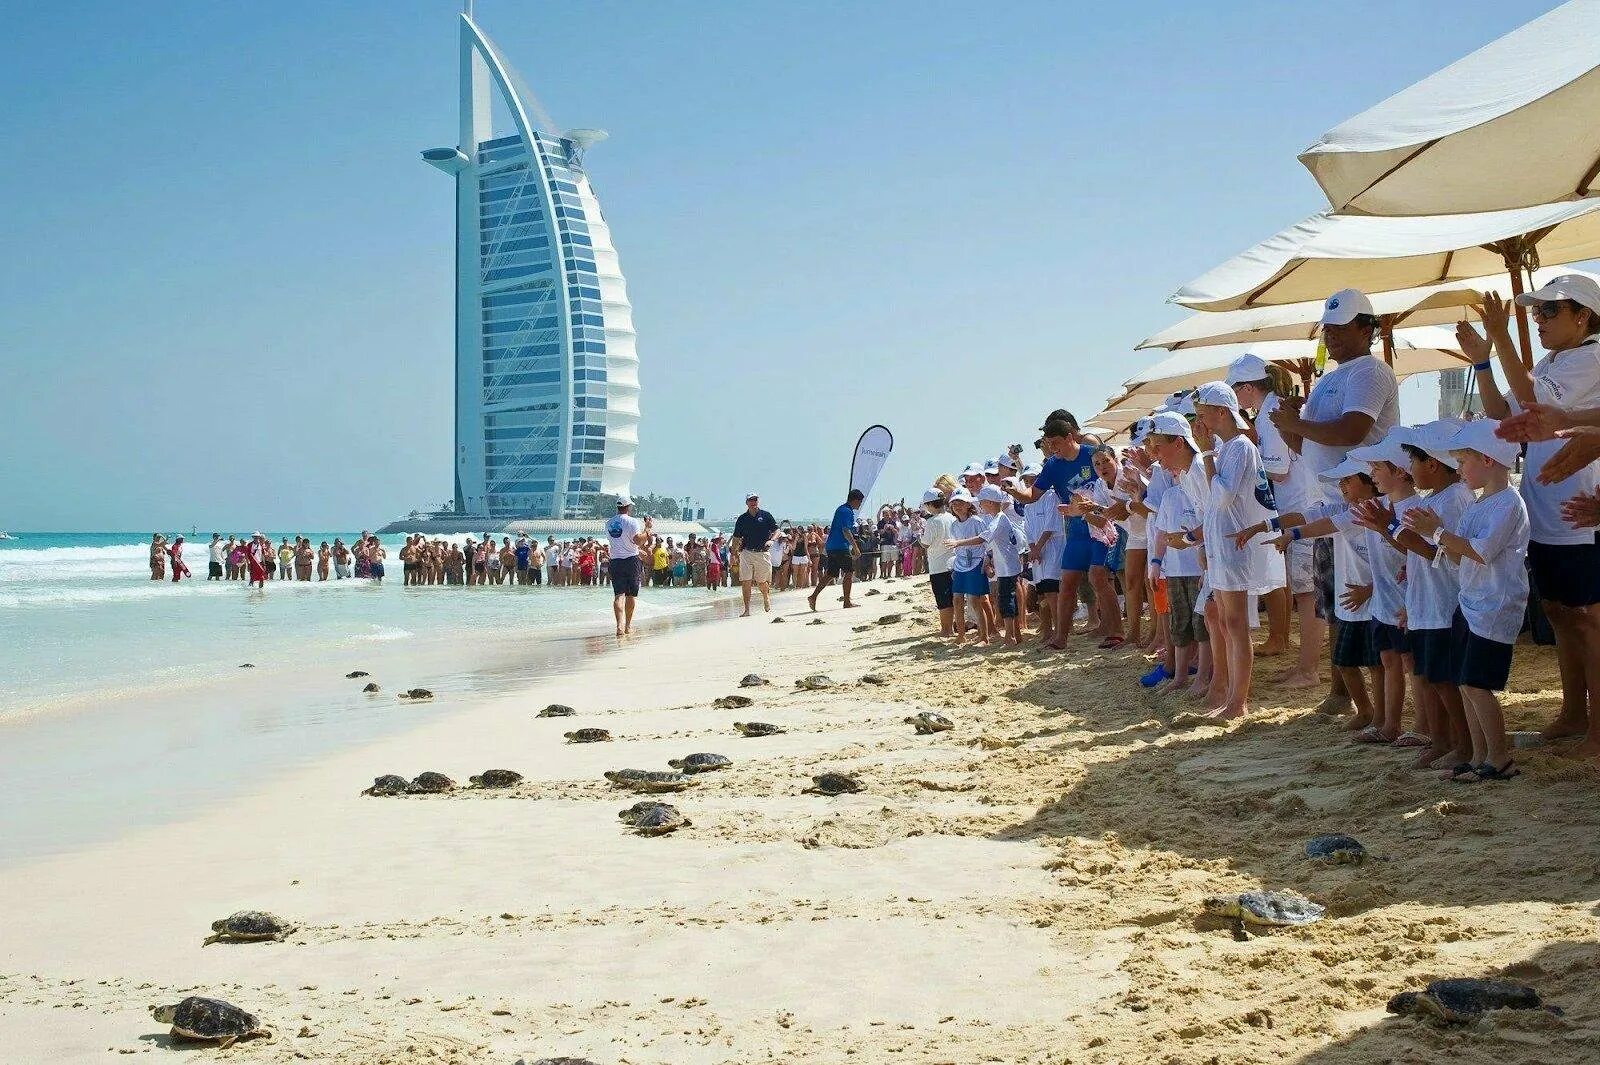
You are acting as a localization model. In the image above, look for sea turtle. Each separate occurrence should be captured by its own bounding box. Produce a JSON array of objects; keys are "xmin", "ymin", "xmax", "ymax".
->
[
  {"xmin": 1305, "ymin": 834, "xmax": 1368, "ymax": 865},
  {"xmin": 878, "ymin": 613, "xmax": 904, "ymax": 625},
  {"xmin": 604, "ymin": 769, "xmax": 692, "ymax": 793},
  {"xmin": 734, "ymin": 721, "xmax": 785, "ymax": 737},
  {"xmin": 713, "ymin": 695, "xmax": 753, "ymax": 709},
  {"xmin": 618, "ymin": 800, "xmax": 672, "ymax": 824},
  {"xmin": 864, "ymin": 588, "xmax": 882, "ymax": 597},
  {"xmin": 361, "ymin": 774, "xmax": 409, "ymax": 797},
  {"xmin": 406, "ymin": 771, "xmax": 456, "ymax": 794},
  {"xmin": 565, "ymin": 728, "xmax": 612, "ymax": 743},
  {"xmin": 469, "ymin": 769, "xmax": 524, "ymax": 789},
  {"xmin": 346, "ymin": 671, "xmax": 369, "ymax": 679},
  {"xmin": 1387, "ymin": 979, "xmax": 1546, "ymax": 1024},
  {"xmin": 860, "ymin": 674, "xmax": 888, "ymax": 686},
  {"xmin": 539, "ymin": 703, "xmax": 576, "ymax": 717},
  {"xmin": 362, "ymin": 682, "xmax": 380, "ymax": 693},
  {"xmin": 528, "ymin": 1058, "xmax": 601, "ymax": 1065},
  {"xmin": 808, "ymin": 618, "xmax": 826, "ymax": 626},
  {"xmin": 906, "ymin": 712, "xmax": 954, "ymax": 734},
  {"xmin": 203, "ymin": 911, "xmax": 295, "ymax": 946},
  {"xmin": 804, "ymin": 772, "xmax": 862, "ymax": 796},
  {"xmin": 149, "ymin": 996, "xmax": 271, "ymax": 1048},
  {"xmin": 238, "ymin": 663, "xmax": 254, "ymax": 669},
  {"xmin": 668, "ymin": 753, "xmax": 732, "ymax": 774},
  {"xmin": 397, "ymin": 688, "xmax": 434, "ymax": 701},
  {"xmin": 795, "ymin": 674, "xmax": 836, "ymax": 691},
  {"xmin": 1202, "ymin": 891, "xmax": 1325, "ymax": 939},
  {"xmin": 627, "ymin": 803, "xmax": 690, "ymax": 836},
  {"xmin": 738, "ymin": 674, "xmax": 770, "ymax": 688},
  {"xmin": 771, "ymin": 616, "xmax": 786, "ymax": 624}
]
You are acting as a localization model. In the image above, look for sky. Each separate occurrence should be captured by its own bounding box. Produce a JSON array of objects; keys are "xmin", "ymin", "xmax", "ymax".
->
[{"xmin": 0, "ymin": 0, "xmax": 1545, "ymax": 531}]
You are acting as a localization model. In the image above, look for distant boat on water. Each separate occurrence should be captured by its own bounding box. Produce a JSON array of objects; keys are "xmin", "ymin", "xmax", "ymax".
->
[{"xmin": 0, "ymin": 532, "xmax": 15, "ymax": 541}]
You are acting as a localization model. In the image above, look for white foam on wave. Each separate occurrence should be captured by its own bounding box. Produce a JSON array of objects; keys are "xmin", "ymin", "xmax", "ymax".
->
[
  {"xmin": 0, "ymin": 584, "xmax": 237, "ymax": 609},
  {"xmin": 353, "ymin": 625, "xmax": 415, "ymax": 642}
]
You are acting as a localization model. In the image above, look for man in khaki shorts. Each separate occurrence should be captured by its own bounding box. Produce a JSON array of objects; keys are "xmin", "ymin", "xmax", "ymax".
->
[{"xmin": 730, "ymin": 492, "xmax": 779, "ymax": 616}]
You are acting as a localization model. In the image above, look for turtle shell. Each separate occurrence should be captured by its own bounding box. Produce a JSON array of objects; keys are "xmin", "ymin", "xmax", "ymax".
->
[
  {"xmin": 734, "ymin": 721, "xmax": 784, "ymax": 737},
  {"xmin": 907, "ymin": 712, "xmax": 954, "ymax": 734},
  {"xmin": 668, "ymin": 753, "xmax": 731, "ymax": 774},
  {"xmin": 345, "ymin": 671, "xmax": 369, "ymax": 679},
  {"xmin": 397, "ymin": 688, "xmax": 434, "ymax": 701},
  {"xmin": 806, "ymin": 772, "xmax": 862, "ymax": 795},
  {"xmin": 605, "ymin": 769, "xmax": 691, "ymax": 792},
  {"xmin": 539, "ymin": 704, "xmax": 576, "ymax": 717},
  {"xmin": 795, "ymin": 675, "xmax": 836, "ymax": 690},
  {"xmin": 1305, "ymin": 834, "xmax": 1367, "ymax": 863},
  {"xmin": 362, "ymin": 774, "xmax": 409, "ymax": 797},
  {"xmin": 713, "ymin": 695, "xmax": 752, "ymax": 709},
  {"xmin": 211, "ymin": 911, "xmax": 290, "ymax": 942},
  {"xmin": 469, "ymin": 769, "xmax": 523, "ymax": 789},
  {"xmin": 631, "ymin": 804, "xmax": 688, "ymax": 835},
  {"xmin": 154, "ymin": 996, "xmax": 266, "ymax": 1043},
  {"xmin": 1236, "ymin": 890, "xmax": 1324, "ymax": 926},
  {"xmin": 618, "ymin": 800, "xmax": 672, "ymax": 824},
  {"xmin": 565, "ymin": 728, "xmax": 612, "ymax": 743},
  {"xmin": 738, "ymin": 674, "xmax": 770, "ymax": 688},
  {"xmin": 406, "ymin": 771, "xmax": 455, "ymax": 794},
  {"xmin": 1389, "ymin": 978, "xmax": 1544, "ymax": 1023}
]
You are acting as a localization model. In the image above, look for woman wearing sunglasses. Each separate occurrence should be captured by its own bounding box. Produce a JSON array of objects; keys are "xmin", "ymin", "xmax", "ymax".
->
[{"xmin": 1457, "ymin": 276, "xmax": 1600, "ymax": 762}]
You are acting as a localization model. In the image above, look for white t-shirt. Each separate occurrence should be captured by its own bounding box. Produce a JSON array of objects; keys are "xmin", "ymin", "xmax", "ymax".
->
[
  {"xmin": 1153, "ymin": 476, "xmax": 1201, "ymax": 578},
  {"xmin": 1256, "ymin": 392, "xmax": 1317, "ymax": 516},
  {"xmin": 979, "ymin": 508, "xmax": 1024, "ymax": 579},
  {"xmin": 606, "ymin": 514, "xmax": 644, "ymax": 560},
  {"xmin": 1143, "ymin": 464, "xmax": 1174, "ymax": 517},
  {"xmin": 1304, "ymin": 499, "xmax": 1373, "ymax": 622},
  {"xmin": 767, "ymin": 535, "xmax": 787, "ymax": 566},
  {"xmin": 1201, "ymin": 434, "xmax": 1277, "ymax": 593},
  {"xmin": 1301, "ymin": 355, "xmax": 1400, "ymax": 501},
  {"xmin": 1366, "ymin": 494, "xmax": 1422, "ymax": 627},
  {"xmin": 1512, "ymin": 338, "xmax": 1600, "ymax": 545},
  {"xmin": 1403, "ymin": 480, "xmax": 1474, "ymax": 631},
  {"xmin": 209, "ymin": 540, "xmax": 227, "ymax": 565},
  {"xmin": 1023, "ymin": 489, "xmax": 1065, "ymax": 581},
  {"xmin": 1455, "ymin": 486, "xmax": 1530, "ymax": 645},
  {"xmin": 920, "ymin": 511, "xmax": 957, "ymax": 575},
  {"xmin": 949, "ymin": 515, "xmax": 988, "ymax": 574}
]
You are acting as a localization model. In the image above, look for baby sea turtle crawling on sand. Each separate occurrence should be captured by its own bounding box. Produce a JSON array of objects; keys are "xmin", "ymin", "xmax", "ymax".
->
[
  {"xmin": 605, "ymin": 769, "xmax": 692, "ymax": 793},
  {"xmin": 150, "ymin": 996, "xmax": 271, "ymax": 1048},
  {"xmin": 795, "ymin": 674, "xmax": 836, "ymax": 691},
  {"xmin": 1203, "ymin": 891, "xmax": 1325, "ymax": 939},
  {"xmin": 738, "ymin": 674, "xmax": 770, "ymax": 688},
  {"xmin": 539, "ymin": 703, "xmax": 576, "ymax": 717},
  {"xmin": 565, "ymin": 728, "xmax": 612, "ymax": 743},
  {"xmin": 203, "ymin": 910, "xmax": 294, "ymax": 946},
  {"xmin": 864, "ymin": 588, "xmax": 881, "ymax": 597},
  {"xmin": 906, "ymin": 711, "xmax": 954, "ymax": 734},
  {"xmin": 804, "ymin": 772, "xmax": 862, "ymax": 796},
  {"xmin": 346, "ymin": 671, "xmax": 369, "ymax": 679},
  {"xmin": 771, "ymin": 616, "xmax": 786, "ymax": 624},
  {"xmin": 397, "ymin": 688, "xmax": 433, "ymax": 701},
  {"xmin": 362, "ymin": 682, "xmax": 380, "ymax": 693},
  {"xmin": 1305, "ymin": 834, "xmax": 1367, "ymax": 864},
  {"xmin": 713, "ymin": 695, "xmax": 752, "ymax": 710},
  {"xmin": 469, "ymin": 769, "xmax": 523, "ymax": 789},
  {"xmin": 621, "ymin": 802, "xmax": 690, "ymax": 835},
  {"xmin": 361, "ymin": 774, "xmax": 409, "ymax": 797},
  {"xmin": 528, "ymin": 1058, "xmax": 601, "ymax": 1065},
  {"xmin": 860, "ymin": 673, "xmax": 888, "ymax": 685},
  {"xmin": 877, "ymin": 613, "xmax": 904, "ymax": 625},
  {"xmin": 734, "ymin": 721, "xmax": 785, "ymax": 737},
  {"xmin": 1387, "ymin": 979, "xmax": 1547, "ymax": 1024},
  {"xmin": 668, "ymin": 752, "xmax": 732, "ymax": 774},
  {"xmin": 406, "ymin": 771, "xmax": 456, "ymax": 794}
]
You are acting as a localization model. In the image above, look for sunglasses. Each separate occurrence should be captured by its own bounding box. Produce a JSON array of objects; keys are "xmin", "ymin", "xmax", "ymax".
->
[{"xmin": 1530, "ymin": 300, "xmax": 1571, "ymax": 321}]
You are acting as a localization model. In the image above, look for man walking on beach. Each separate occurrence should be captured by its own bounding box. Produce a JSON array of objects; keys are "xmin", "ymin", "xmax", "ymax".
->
[
  {"xmin": 606, "ymin": 495, "xmax": 652, "ymax": 636},
  {"xmin": 731, "ymin": 492, "xmax": 779, "ymax": 616},
  {"xmin": 207, "ymin": 534, "xmax": 225, "ymax": 581},
  {"xmin": 809, "ymin": 488, "xmax": 865, "ymax": 612}
]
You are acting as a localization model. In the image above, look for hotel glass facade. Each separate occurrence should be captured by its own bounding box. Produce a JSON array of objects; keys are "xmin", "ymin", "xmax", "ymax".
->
[{"xmin": 425, "ymin": 14, "xmax": 639, "ymax": 519}]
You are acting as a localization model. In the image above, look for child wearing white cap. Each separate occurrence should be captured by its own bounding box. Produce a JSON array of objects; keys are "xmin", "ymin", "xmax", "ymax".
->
[
  {"xmin": 1402, "ymin": 420, "xmax": 1529, "ymax": 782},
  {"xmin": 919, "ymin": 490, "xmax": 957, "ymax": 637},
  {"xmin": 1145, "ymin": 413, "xmax": 1211, "ymax": 699},
  {"xmin": 943, "ymin": 490, "xmax": 994, "ymax": 647},
  {"xmin": 1191, "ymin": 381, "xmax": 1278, "ymax": 719},
  {"xmin": 950, "ymin": 485, "xmax": 1025, "ymax": 645},
  {"xmin": 1020, "ymin": 464, "xmax": 1065, "ymax": 643}
]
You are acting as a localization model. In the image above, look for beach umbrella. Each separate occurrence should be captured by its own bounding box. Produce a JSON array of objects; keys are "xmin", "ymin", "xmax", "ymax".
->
[
  {"xmin": 1120, "ymin": 328, "xmax": 1466, "ymax": 400},
  {"xmin": 1299, "ymin": 2, "xmax": 1600, "ymax": 217},
  {"xmin": 1139, "ymin": 266, "xmax": 1600, "ymax": 352}
]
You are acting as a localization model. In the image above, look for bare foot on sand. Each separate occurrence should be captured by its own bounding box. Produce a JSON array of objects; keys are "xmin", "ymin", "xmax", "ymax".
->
[
  {"xmin": 1541, "ymin": 713, "xmax": 1588, "ymax": 743},
  {"xmin": 1206, "ymin": 705, "xmax": 1245, "ymax": 721},
  {"xmin": 1255, "ymin": 640, "xmax": 1288, "ymax": 657},
  {"xmin": 1317, "ymin": 694, "xmax": 1353, "ymax": 715},
  {"xmin": 1278, "ymin": 670, "xmax": 1320, "ymax": 689},
  {"xmin": 1342, "ymin": 713, "xmax": 1374, "ymax": 732},
  {"xmin": 1557, "ymin": 737, "xmax": 1600, "ymax": 760}
]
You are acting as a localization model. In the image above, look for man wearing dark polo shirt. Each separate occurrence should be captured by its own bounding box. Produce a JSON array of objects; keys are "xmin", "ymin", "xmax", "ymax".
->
[
  {"xmin": 808, "ymin": 488, "xmax": 865, "ymax": 612},
  {"xmin": 730, "ymin": 492, "xmax": 779, "ymax": 616}
]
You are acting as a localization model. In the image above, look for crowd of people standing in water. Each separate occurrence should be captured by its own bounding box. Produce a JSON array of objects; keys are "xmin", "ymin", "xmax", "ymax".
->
[{"xmin": 885, "ymin": 279, "xmax": 1600, "ymax": 786}]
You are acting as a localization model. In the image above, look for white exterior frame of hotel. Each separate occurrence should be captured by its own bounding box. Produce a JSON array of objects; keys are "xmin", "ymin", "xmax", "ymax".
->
[{"xmin": 423, "ymin": 10, "xmax": 639, "ymax": 520}]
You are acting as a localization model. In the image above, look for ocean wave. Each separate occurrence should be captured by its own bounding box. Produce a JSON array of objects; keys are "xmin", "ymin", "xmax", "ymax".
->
[{"xmin": 353, "ymin": 625, "xmax": 415, "ymax": 642}]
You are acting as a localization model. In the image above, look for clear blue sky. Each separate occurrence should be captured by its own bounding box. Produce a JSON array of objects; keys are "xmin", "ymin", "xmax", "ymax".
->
[{"xmin": 0, "ymin": 1, "xmax": 1540, "ymax": 530}]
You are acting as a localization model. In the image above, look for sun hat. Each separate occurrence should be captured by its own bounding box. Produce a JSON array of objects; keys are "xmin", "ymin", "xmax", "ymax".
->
[
  {"xmin": 976, "ymin": 484, "xmax": 1008, "ymax": 503},
  {"xmin": 1449, "ymin": 419, "xmax": 1521, "ymax": 468},
  {"xmin": 1192, "ymin": 381, "xmax": 1250, "ymax": 430},
  {"xmin": 1318, "ymin": 457, "xmax": 1370, "ymax": 482},
  {"xmin": 1349, "ymin": 426, "xmax": 1411, "ymax": 469},
  {"xmin": 1404, "ymin": 419, "xmax": 1464, "ymax": 469},
  {"xmin": 1514, "ymin": 273, "xmax": 1600, "ymax": 318},
  {"xmin": 1319, "ymin": 288, "xmax": 1375, "ymax": 326},
  {"xmin": 1224, "ymin": 353, "xmax": 1271, "ymax": 386},
  {"xmin": 1146, "ymin": 411, "xmax": 1198, "ymax": 452}
]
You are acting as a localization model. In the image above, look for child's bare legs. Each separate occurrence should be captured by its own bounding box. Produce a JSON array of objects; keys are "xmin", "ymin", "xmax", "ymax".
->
[
  {"xmin": 976, "ymin": 595, "xmax": 997, "ymax": 645},
  {"xmin": 1413, "ymin": 684, "xmax": 1450, "ymax": 768},
  {"xmin": 1187, "ymin": 635, "xmax": 1214, "ymax": 699},
  {"xmin": 1034, "ymin": 584, "xmax": 1055, "ymax": 641},
  {"xmin": 1123, "ymin": 549, "xmax": 1147, "ymax": 645},
  {"xmin": 1050, "ymin": 573, "xmax": 1084, "ymax": 648},
  {"xmin": 1338, "ymin": 665, "xmax": 1376, "ymax": 734},
  {"xmin": 1258, "ymin": 586, "xmax": 1290, "ymax": 656},
  {"xmin": 1429, "ymin": 683, "xmax": 1471, "ymax": 769},
  {"xmin": 1089, "ymin": 565, "xmax": 1123, "ymax": 641},
  {"xmin": 1161, "ymin": 642, "xmax": 1195, "ymax": 695},
  {"xmin": 1203, "ymin": 597, "xmax": 1230, "ymax": 710},
  {"xmin": 1210, "ymin": 589, "xmax": 1252, "ymax": 719},
  {"xmin": 1376, "ymin": 649, "xmax": 1406, "ymax": 740},
  {"xmin": 1281, "ymin": 592, "xmax": 1323, "ymax": 688},
  {"xmin": 952, "ymin": 595, "xmax": 970, "ymax": 647},
  {"xmin": 1462, "ymin": 686, "xmax": 1511, "ymax": 771}
]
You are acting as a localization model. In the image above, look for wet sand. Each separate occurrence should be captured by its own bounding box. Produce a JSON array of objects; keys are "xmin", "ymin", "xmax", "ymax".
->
[{"xmin": 2, "ymin": 580, "xmax": 1598, "ymax": 1062}]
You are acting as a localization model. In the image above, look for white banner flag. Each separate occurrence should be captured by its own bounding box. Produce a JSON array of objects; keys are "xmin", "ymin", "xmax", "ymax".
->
[{"xmin": 849, "ymin": 425, "xmax": 894, "ymax": 502}]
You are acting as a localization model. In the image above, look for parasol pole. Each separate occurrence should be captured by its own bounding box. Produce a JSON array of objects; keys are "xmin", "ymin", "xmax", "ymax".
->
[
  {"xmin": 1379, "ymin": 314, "xmax": 1397, "ymax": 366},
  {"xmin": 1506, "ymin": 257, "xmax": 1535, "ymax": 371}
]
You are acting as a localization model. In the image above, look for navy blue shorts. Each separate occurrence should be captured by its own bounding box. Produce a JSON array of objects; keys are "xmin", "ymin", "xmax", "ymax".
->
[
  {"xmin": 951, "ymin": 568, "xmax": 989, "ymax": 597},
  {"xmin": 1454, "ymin": 610, "xmax": 1515, "ymax": 691},
  {"xmin": 1332, "ymin": 618, "xmax": 1379, "ymax": 668},
  {"xmin": 1528, "ymin": 538, "xmax": 1600, "ymax": 608},
  {"xmin": 1372, "ymin": 621, "xmax": 1410, "ymax": 655},
  {"xmin": 1410, "ymin": 622, "xmax": 1460, "ymax": 685},
  {"xmin": 997, "ymin": 575, "xmax": 1018, "ymax": 619},
  {"xmin": 928, "ymin": 571, "xmax": 953, "ymax": 610},
  {"xmin": 1060, "ymin": 536, "xmax": 1107, "ymax": 574},
  {"xmin": 610, "ymin": 555, "xmax": 642, "ymax": 597}
]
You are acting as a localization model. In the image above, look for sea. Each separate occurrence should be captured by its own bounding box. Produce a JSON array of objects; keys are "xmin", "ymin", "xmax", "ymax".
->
[{"xmin": 0, "ymin": 531, "xmax": 740, "ymax": 864}]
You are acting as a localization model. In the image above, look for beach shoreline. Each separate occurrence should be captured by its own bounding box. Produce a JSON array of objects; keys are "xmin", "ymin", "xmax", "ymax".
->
[{"xmin": 3, "ymin": 578, "xmax": 1598, "ymax": 1063}]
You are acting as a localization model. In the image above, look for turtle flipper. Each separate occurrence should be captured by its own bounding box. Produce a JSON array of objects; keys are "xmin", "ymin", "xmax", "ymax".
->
[
  {"xmin": 219, "ymin": 1036, "xmax": 236, "ymax": 1049},
  {"xmin": 202, "ymin": 934, "xmax": 221, "ymax": 947},
  {"xmin": 1232, "ymin": 918, "xmax": 1250, "ymax": 942}
]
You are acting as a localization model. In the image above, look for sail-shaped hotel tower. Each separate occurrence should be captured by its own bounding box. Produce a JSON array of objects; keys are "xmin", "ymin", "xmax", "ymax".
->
[{"xmin": 423, "ymin": 8, "xmax": 639, "ymax": 520}]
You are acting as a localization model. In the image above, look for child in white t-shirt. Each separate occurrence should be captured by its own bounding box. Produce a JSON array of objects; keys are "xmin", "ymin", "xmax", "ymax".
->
[
  {"xmin": 957, "ymin": 485, "xmax": 1025, "ymax": 645},
  {"xmin": 1405, "ymin": 420, "xmax": 1530, "ymax": 782},
  {"xmin": 943, "ymin": 491, "xmax": 994, "ymax": 647}
]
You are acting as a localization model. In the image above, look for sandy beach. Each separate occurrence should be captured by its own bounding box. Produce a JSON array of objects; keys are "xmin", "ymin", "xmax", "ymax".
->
[{"xmin": 3, "ymin": 579, "xmax": 1599, "ymax": 1063}]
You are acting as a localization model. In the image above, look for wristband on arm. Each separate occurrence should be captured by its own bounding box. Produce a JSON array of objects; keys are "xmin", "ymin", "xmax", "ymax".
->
[
  {"xmin": 1473, "ymin": 360, "xmax": 1493, "ymax": 373},
  {"xmin": 1267, "ymin": 516, "xmax": 1280, "ymax": 532},
  {"xmin": 1290, "ymin": 528, "xmax": 1302, "ymax": 541}
]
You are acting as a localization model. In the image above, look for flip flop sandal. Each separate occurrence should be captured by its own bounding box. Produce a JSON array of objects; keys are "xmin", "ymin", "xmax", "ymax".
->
[
  {"xmin": 1446, "ymin": 763, "xmax": 1481, "ymax": 783},
  {"xmin": 1474, "ymin": 761, "xmax": 1521, "ymax": 782},
  {"xmin": 1390, "ymin": 732, "xmax": 1431, "ymax": 748},
  {"xmin": 1352, "ymin": 726, "xmax": 1389, "ymax": 744},
  {"xmin": 1097, "ymin": 636, "xmax": 1125, "ymax": 650}
]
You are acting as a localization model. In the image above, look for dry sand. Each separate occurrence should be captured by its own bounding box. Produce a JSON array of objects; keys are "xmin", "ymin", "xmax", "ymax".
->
[{"xmin": 3, "ymin": 580, "xmax": 1599, "ymax": 1063}]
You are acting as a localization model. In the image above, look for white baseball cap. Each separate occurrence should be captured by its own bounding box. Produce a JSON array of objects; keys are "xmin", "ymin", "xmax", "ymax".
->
[
  {"xmin": 1000, "ymin": 476, "xmax": 1021, "ymax": 489},
  {"xmin": 1021, "ymin": 463, "xmax": 1042, "ymax": 478},
  {"xmin": 1146, "ymin": 411, "xmax": 1198, "ymax": 452},
  {"xmin": 920, "ymin": 488, "xmax": 942, "ymax": 504},
  {"xmin": 1348, "ymin": 426, "xmax": 1411, "ymax": 469},
  {"xmin": 1318, "ymin": 457, "xmax": 1370, "ymax": 483},
  {"xmin": 1404, "ymin": 419, "xmax": 1464, "ymax": 469},
  {"xmin": 1171, "ymin": 392, "xmax": 1197, "ymax": 417},
  {"xmin": 1319, "ymin": 288, "xmax": 1375, "ymax": 327},
  {"xmin": 976, "ymin": 484, "xmax": 1008, "ymax": 503},
  {"xmin": 995, "ymin": 453, "xmax": 1018, "ymax": 470},
  {"xmin": 615, "ymin": 495, "xmax": 633, "ymax": 507},
  {"xmin": 1224, "ymin": 353, "xmax": 1271, "ymax": 386},
  {"xmin": 961, "ymin": 463, "xmax": 985, "ymax": 478},
  {"xmin": 1192, "ymin": 380, "xmax": 1250, "ymax": 430},
  {"xmin": 1514, "ymin": 273, "xmax": 1600, "ymax": 318},
  {"xmin": 1449, "ymin": 419, "xmax": 1521, "ymax": 468},
  {"xmin": 1129, "ymin": 418, "xmax": 1153, "ymax": 445},
  {"xmin": 982, "ymin": 460, "xmax": 1000, "ymax": 475},
  {"xmin": 949, "ymin": 488, "xmax": 975, "ymax": 504}
]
